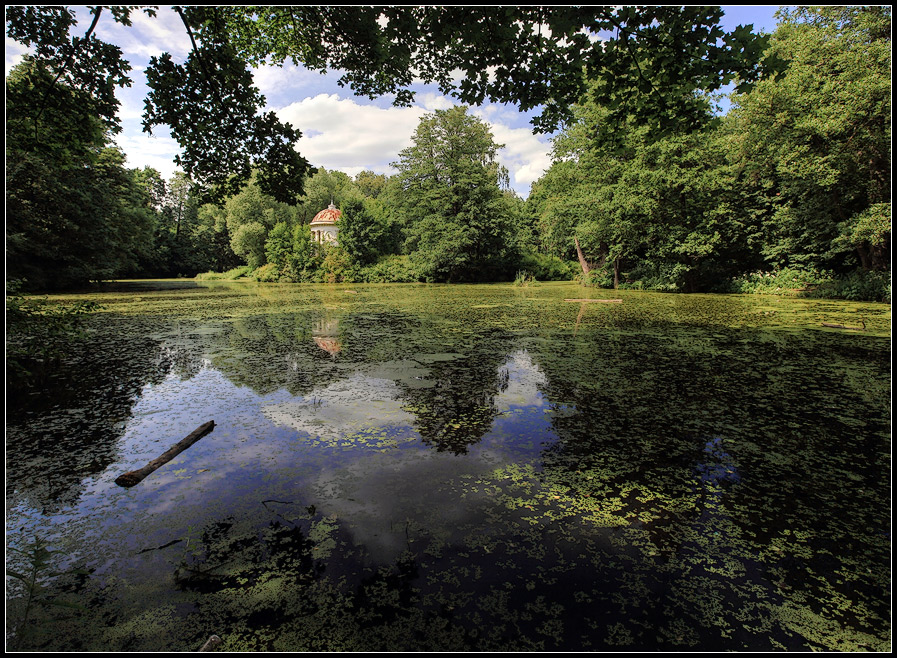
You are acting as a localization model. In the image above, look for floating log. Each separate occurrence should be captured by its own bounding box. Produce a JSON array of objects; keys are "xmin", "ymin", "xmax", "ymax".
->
[
  {"xmin": 564, "ymin": 298, "xmax": 623, "ymax": 303},
  {"xmin": 115, "ymin": 421, "xmax": 215, "ymax": 487},
  {"xmin": 821, "ymin": 320, "xmax": 866, "ymax": 331}
]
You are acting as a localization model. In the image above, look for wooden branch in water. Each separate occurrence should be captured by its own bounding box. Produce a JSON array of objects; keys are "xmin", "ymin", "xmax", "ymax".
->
[
  {"xmin": 564, "ymin": 298, "xmax": 623, "ymax": 303},
  {"xmin": 115, "ymin": 421, "xmax": 215, "ymax": 487},
  {"xmin": 821, "ymin": 320, "xmax": 866, "ymax": 331}
]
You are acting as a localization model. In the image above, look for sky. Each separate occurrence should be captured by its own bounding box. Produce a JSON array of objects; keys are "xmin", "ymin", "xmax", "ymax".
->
[{"xmin": 5, "ymin": 6, "xmax": 784, "ymax": 199}]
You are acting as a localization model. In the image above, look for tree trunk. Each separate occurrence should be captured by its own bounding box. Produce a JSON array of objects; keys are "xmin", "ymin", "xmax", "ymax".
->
[
  {"xmin": 857, "ymin": 244, "xmax": 871, "ymax": 270},
  {"xmin": 574, "ymin": 237, "xmax": 590, "ymax": 276},
  {"xmin": 613, "ymin": 258, "xmax": 620, "ymax": 289}
]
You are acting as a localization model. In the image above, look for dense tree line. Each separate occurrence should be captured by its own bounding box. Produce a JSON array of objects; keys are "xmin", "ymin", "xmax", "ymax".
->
[
  {"xmin": 528, "ymin": 6, "xmax": 890, "ymax": 296},
  {"xmin": 198, "ymin": 106, "xmax": 550, "ymax": 285},
  {"xmin": 6, "ymin": 7, "xmax": 890, "ymax": 297}
]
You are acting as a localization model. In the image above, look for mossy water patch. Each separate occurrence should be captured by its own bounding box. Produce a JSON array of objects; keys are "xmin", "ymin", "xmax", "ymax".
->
[{"xmin": 7, "ymin": 281, "xmax": 890, "ymax": 651}]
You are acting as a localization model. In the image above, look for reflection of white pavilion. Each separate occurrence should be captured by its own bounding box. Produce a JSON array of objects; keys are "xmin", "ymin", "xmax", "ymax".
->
[
  {"xmin": 310, "ymin": 202, "xmax": 341, "ymax": 244},
  {"xmin": 312, "ymin": 318, "xmax": 341, "ymax": 355}
]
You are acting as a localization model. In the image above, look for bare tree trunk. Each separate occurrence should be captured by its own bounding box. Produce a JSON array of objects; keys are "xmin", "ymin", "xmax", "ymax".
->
[
  {"xmin": 857, "ymin": 244, "xmax": 871, "ymax": 270},
  {"xmin": 613, "ymin": 258, "xmax": 620, "ymax": 289},
  {"xmin": 574, "ymin": 237, "xmax": 590, "ymax": 276}
]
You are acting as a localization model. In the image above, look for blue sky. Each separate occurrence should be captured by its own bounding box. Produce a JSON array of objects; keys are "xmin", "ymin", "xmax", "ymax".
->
[{"xmin": 5, "ymin": 6, "xmax": 784, "ymax": 198}]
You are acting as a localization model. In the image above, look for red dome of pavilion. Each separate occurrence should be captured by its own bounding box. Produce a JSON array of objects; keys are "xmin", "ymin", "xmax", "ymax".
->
[{"xmin": 311, "ymin": 203, "xmax": 341, "ymax": 225}]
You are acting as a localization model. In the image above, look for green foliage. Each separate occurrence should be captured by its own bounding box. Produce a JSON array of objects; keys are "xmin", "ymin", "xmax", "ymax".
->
[
  {"xmin": 727, "ymin": 6, "xmax": 891, "ymax": 272},
  {"xmin": 320, "ymin": 245, "xmax": 357, "ymax": 283},
  {"xmin": 6, "ymin": 59, "xmax": 155, "ymax": 289},
  {"xmin": 806, "ymin": 270, "xmax": 891, "ymax": 303},
  {"xmin": 222, "ymin": 7, "xmax": 773, "ymax": 136},
  {"xmin": 299, "ymin": 168, "xmax": 361, "ymax": 223},
  {"xmin": 6, "ymin": 282, "xmax": 102, "ymax": 389},
  {"xmin": 528, "ymin": 6, "xmax": 890, "ymax": 295},
  {"xmin": 338, "ymin": 195, "xmax": 390, "ymax": 266},
  {"xmin": 726, "ymin": 267, "xmax": 890, "ymax": 303},
  {"xmin": 7, "ymin": 5, "xmax": 775, "ymax": 238},
  {"xmin": 141, "ymin": 7, "xmax": 312, "ymax": 203},
  {"xmin": 354, "ymin": 170, "xmax": 389, "ymax": 198},
  {"xmin": 195, "ymin": 266, "xmax": 252, "ymax": 280},
  {"xmin": 513, "ymin": 271, "xmax": 538, "ymax": 287},
  {"xmin": 264, "ymin": 222, "xmax": 295, "ymax": 274},
  {"xmin": 515, "ymin": 252, "xmax": 577, "ymax": 282},
  {"xmin": 355, "ymin": 255, "xmax": 420, "ymax": 283},
  {"xmin": 394, "ymin": 106, "xmax": 517, "ymax": 282},
  {"xmin": 7, "ymin": 536, "xmax": 88, "ymax": 650},
  {"xmin": 252, "ymin": 263, "xmax": 281, "ymax": 283},
  {"xmin": 230, "ymin": 222, "xmax": 269, "ymax": 270},
  {"xmin": 290, "ymin": 223, "xmax": 321, "ymax": 278}
]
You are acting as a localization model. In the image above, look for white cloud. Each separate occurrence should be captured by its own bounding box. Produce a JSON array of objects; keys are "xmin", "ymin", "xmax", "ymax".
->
[
  {"xmin": 276, "ymin": 94, "xmax": 550, "ymax": 196},
  {"xmin": 93, "ymin": 6, "xmax": 191, "ymax": 63},
  {"xmin": 475, "ymin": 108, "xmax": 553, "ymax": 191},
  {"xmin": 5, "ymin": 36, "xmax": 29, "ymax": 75},
  {"xmin": 253, "ymin": 62, "xmax": 322, "ymax": 103},
  {"xmin": 277, "ymin": 93, "xmax": 428, "ymax": 175},
  {"xmin": 114, "ymin": 132, "xmax": 182, "ymax": 179},
  {"xmin": 419, "ymin": 92, "xmax": 455, "ymax": 111}
]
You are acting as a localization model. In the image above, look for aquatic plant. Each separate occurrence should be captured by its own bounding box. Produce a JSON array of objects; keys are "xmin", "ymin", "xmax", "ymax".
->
[
  {"xmin": 6, "ymin": 280, "xmax": 102, "ymax": 389},
  {"xmin": 6, "ymin": 537, "xmax": 88, "ymax": 650},
  {"xmin": 513, "ymin": 270, "xmax": 538, "ymax": 287}
]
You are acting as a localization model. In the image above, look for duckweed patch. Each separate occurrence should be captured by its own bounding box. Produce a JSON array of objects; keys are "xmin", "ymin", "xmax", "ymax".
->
[{"xmin": 6, "ymin": 281, "xmax": 890, "ymax": 651}]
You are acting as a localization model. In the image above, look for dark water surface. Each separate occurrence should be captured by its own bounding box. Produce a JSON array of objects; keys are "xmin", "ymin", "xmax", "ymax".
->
[{"xmin": 6, "ymin": 281, "xmax": 891, "ymax": 651}]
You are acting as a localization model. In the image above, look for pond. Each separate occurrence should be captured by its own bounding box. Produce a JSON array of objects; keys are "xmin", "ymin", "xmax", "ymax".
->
[{"xmin": 6, "ymin": 281, "xmax": 891, "ymax": 651}]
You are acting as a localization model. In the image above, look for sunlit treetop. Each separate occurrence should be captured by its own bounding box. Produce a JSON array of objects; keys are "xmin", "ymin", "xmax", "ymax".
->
[{"xmin": 5, "ymin": 5, "xmax": 782, "ymax": 204}]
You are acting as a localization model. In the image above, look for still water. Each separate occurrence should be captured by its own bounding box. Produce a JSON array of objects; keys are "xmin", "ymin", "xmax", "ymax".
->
[{"xmin": 6, "ymin": 281, "xmax": 891, "ymax": 651}]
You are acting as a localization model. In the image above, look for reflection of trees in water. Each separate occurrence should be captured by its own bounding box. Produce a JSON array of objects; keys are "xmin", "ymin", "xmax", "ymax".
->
[
  {"xmin": 205, "ymin": 311, "xmax": 425, "ymax": 397},
  {"xmin": 205, "ymin": 310, "xmax": 522, "ymax": 455},
  {"xmin": 526, "ymin": 327, "xmax": 891, "ymax": 648},
  {"xmin": 399, "ymin": 332, "xmax": 514, "ymax": 454},
  {"xmin": 167, "ymin": 510, "xmax": 425, "ymax": 651},
  {"xmin": 6, "ymin": 318, "xmax": 173, "ymax": 511}
]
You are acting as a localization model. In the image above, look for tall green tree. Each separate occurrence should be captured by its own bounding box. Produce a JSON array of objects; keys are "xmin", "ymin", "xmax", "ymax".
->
[
  {"xmin": 299, "ymin": 168, "xmax": 360, "ymax": 223},
  {"xmin": 727, "ymin": 6, "xmax": 891, "ymax": 272},
  {"xmin": 354, "ymin": 170, "xmax": 389, "ymax": 199},
  {"xmin": 6, "ymin": 59, "xmax": 153, "ymax": 288},
  {"xmin": 222, "ymin": 174, "xmax": 299, "ymax": 268},
  {"xmin": 392, "ymin": 106, "xmax": 515, "ymax": 282},
  {"xmin": 533, "ymin": 87, "xmax": 753, "ymax": 291},
  {"xmin": 338, "ymin": 194, "xmax": 389, "ymax": 266}
]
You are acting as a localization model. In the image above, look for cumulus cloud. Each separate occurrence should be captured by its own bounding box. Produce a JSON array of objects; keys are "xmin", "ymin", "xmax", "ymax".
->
[
  {"xmin": 473, "ymin": 106, "xmax": 553, "ymax": 191},
  {"xmin": 114, "ymin": 132, "xmax": 182, "ymax": 179},
  {"xmin": 276, "ymin": 93, "xmax": 428, "ymax": 174},
  {"xmin": 93, "ymin": 6, "xmax": 191, "ymax": 63},
  {"xmin": 252, "ymin": 62, "xmax": 323, "ymax": 103},
  {"xmin": 276, "ymin": 94, "xmax": 550, "ymax": 196},
  {"xmin": 5, "ymin": 36, "xmax": 29, "ymax": 75}
]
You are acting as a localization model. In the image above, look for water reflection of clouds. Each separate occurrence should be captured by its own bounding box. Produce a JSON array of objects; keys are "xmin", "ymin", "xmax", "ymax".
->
[
  {"xmin": 308, "ymin": 447, "xmax": 499, "ymax": 563},
  {"xmin": 262, "ymin": 374, "xmax": 416, "ymax": 444},
  {"xmin": 493, "ymin": 349, "xmax": 548, "ymax": 412}
]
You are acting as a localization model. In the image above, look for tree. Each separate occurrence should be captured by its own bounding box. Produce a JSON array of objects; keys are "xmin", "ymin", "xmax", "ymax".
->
[
  {"xmin": 354, "ymin": 170, "xmax": 388, "ymax": 199},
  {"xmin": 220, "ymin": 173, "xmax": 300, "ymax": 268},
  {"xmin": 6, "ymin": 58, "xmax": 154, "ymax": 288},
  {"xmin": 231, "ymin": 222, "xmax": 268, "ymax": 270},
  {"xmin": 338, "ymin": 194, "xmax": 389, "ymax": 266},
  {"xmin": 299, "ymin": 168, "xmax": 360, "ymax": 223},
  {"xmin": 392, "ymin": 106, "xmax": 515, "ymax": 282},
  {"xmin": 727, "ymin": 6, "xmax": 891, "ymax": 272},
  {"xmin": 7, "ymin": 6, "xmax": 778, "ymax": 204},
  {"xmin": 196, "ymin": 204, "xmax": 241, "ymax": 272},
  {"xmin": 532, "ymin": 84, "xmax": 756, "ymax": 291}
]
